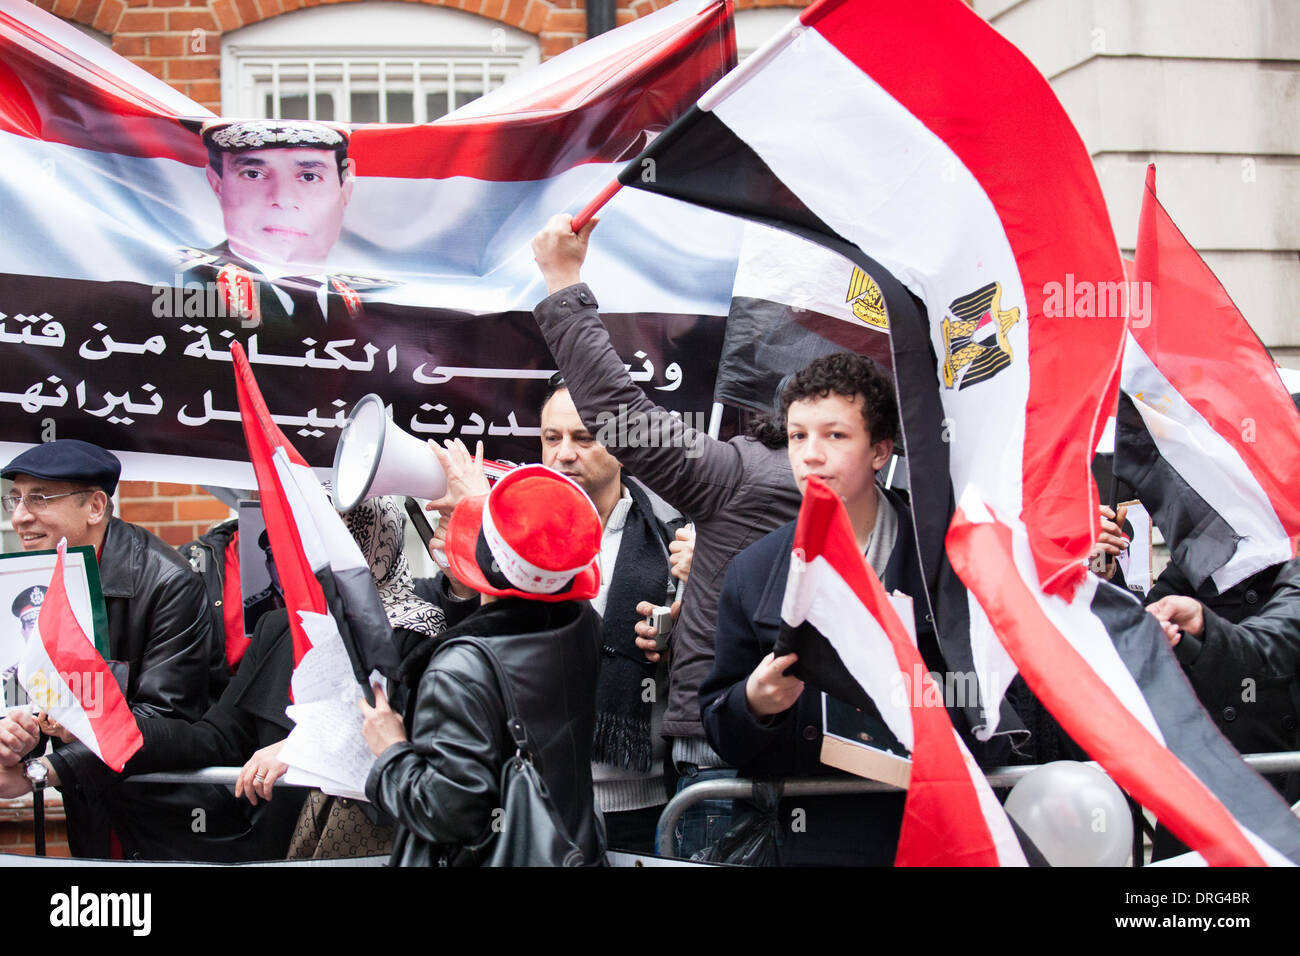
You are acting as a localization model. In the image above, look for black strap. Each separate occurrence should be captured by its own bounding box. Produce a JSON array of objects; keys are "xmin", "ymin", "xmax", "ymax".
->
[
  {"xmin": 33, "ymin": 788, "xmax": 45, "ymax": 857},
  {"xmin": 438, "ymin": 636, "xmax": 531, "ymax": 758}
]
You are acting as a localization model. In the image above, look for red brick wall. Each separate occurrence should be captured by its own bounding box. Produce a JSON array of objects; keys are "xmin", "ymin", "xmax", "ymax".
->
[
  {"xmin": 118, "ymin": 481, "xmax": 233, "ymax": 546},
  {"xmin": 0, "ymin": 793, "xmax": 71, "ymax": 858}
]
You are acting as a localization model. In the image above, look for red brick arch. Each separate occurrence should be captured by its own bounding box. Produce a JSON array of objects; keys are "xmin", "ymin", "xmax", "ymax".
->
[{"xmin": 37, "ymin": 0, "xmax": 565, "ymax": 39}]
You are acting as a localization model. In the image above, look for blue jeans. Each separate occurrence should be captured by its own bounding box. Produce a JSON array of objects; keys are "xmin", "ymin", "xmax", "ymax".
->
[{"xmin": 664, "ymin": 766, "xmax": 738, "ymax": 860}]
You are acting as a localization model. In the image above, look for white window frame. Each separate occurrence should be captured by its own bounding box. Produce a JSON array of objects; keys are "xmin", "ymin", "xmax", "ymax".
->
[
  {"xmin": 220, "ymin": 2, "xmax": 539, "ymax": 122},
  {"xmin": 228, "ymin": 51, "xmax": 534, "ymax": 124}
]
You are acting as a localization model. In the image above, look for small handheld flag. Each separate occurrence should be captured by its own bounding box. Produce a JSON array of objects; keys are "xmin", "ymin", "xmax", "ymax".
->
[{"xmin": 19, "ymin": 538, "xmax": 142, "ymax": 773}]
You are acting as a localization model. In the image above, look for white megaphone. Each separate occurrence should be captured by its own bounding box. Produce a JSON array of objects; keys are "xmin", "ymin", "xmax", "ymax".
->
[{"xmin": 332, "ymin": 394, "xmax": 448, "ymax": 512}]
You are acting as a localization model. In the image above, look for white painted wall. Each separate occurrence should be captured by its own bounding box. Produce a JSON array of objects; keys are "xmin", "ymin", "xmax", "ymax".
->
[{"xmin": 975, "ymin": 0, "xmax": 1300, "ymax": 359}]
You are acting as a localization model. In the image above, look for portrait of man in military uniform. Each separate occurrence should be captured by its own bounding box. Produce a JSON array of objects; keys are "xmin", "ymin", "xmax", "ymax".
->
[
  {"xmin": 10, "ymin": 586, "xmax": 45, "ymax": 644},
  {"xmin": 2, "ymin": 585, "xmax": 46, "ymax": 696},
  {"xmin": 178, "ymin": 118, "xmax": 395, "ymax": 339}
]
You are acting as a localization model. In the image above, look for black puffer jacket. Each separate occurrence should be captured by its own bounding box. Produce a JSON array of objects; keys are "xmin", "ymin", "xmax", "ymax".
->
[{"xmin": 366, "ymin": 597, "xmax": 603, "ymax": 867}]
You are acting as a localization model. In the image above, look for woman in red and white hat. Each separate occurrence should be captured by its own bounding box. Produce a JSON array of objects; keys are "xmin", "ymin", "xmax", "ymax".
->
[{"xmin": 359, "ymin": 464, "xmax": 607, "ymax": 866}]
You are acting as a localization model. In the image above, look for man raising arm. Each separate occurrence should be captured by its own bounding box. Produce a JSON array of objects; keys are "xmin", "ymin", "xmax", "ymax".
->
[{"xmin": 530, "ymin": 214, "xmax": 803, "ymax": 854}]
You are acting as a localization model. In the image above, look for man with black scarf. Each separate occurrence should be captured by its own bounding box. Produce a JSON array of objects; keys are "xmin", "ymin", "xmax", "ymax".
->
[{"xmin": 426, "ymin": 395, "xmax": 682, "ymax": 854}]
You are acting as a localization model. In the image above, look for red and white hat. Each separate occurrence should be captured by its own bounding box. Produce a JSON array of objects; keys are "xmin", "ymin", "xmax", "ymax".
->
[{"xmin": 444, "ymin": 465, "xmax": 602, "ymax": 602}]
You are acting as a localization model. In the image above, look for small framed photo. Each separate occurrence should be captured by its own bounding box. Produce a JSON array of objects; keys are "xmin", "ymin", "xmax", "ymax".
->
[{"xmin": 0, "ymin": 546, "xmax": 109, "ymax": 678}]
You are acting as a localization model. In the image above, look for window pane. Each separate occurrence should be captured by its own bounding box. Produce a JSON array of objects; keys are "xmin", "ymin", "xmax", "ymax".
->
[
  {"xmin": 279, "ymin": 93, "xmax": 309, "ymax": 120},
  {"xmin": 453, "ymin": 84, "xmax": 483, "ymax": 111},
  {"xmin": 425, "ymin": 91, "xmax": 450, "ymax": 120},
  {"xmin": 386, "ymin": 91, "xmax": 414, "ymax": 124},
  {"xmin": 274, "ymin": 92, "xmax": 334, "ymax": 121},
  {"xmin": 350, "ymin": 91, "xmax": 380, "ymax": 124}
]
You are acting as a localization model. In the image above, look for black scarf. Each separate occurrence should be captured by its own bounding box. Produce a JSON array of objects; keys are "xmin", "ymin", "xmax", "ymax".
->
[{"xmin": 592, "ymin": 482, "xmax": 674, "ymax": 773}]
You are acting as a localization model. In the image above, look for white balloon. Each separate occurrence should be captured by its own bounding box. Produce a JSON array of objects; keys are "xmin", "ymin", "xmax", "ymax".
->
[{"xmin": 1004, "ymin": 761, "xmax": 1133, "ymax": 867}]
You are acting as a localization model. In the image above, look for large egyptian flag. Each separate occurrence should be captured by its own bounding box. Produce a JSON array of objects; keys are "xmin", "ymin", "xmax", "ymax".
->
[
  {"xmin": 0, "ymin": 0, "xmax": 738, "ymax": 483},
  {"xmin": 229, "ymin": 341, "xmax": 395, "ymax": 686},
  {"xmin": 781, "ymin": 478, "xmax": 1026, "ymax": 866},
  {"xmin": 620, "ymin": 0, "xmax": 1124, "ymax": 739},
  {"xmin": 713, "ymin": 222, "xmax": 893, "ymax": 414},
  {"xmin": 19, "ymin": 539, "xmax": 142, "ymax": 772},
  {"xmin": 616, "ymin": 0, "xmax": 1300, "ymax": 863},
  {"xmin": 1116, "ymin": 165, "xmax": 1300, "ymax": 593}
]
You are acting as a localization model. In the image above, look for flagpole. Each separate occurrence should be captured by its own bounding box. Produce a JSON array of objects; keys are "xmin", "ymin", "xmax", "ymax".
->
[{"xmin": 572, "ymin": 179, "xmax": 622, "ymax": 231}]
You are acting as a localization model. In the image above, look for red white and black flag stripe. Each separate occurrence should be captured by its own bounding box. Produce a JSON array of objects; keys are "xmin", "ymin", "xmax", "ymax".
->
[
  {"xmin": 0, "ymin": 0, "xmax": 736, "ymax": 179},
  {"xmin": 20, "ymin": 539, "xmax": 143, "ymax": 773},
  {"xmin": 780, "ymin": 478, "xmax": 1026, "ymax": 866},
  {"xmin": 616, "ymin": 0, "xmax": 1300, "ymax": 863},
  {"xmin": 230, "ymin": 341, "xmax": 396, "ymax": 684},
  {"xmin": 1116, "ymin": 165, "xmax": 1300, "ymax": 593},
  {"xmin": 621, "ymin": 0, "xmax": 1126, "ymax": 739},
  {"xmin": 948, "ymin": 493, "xmax": 1300, "ymax": 866}
]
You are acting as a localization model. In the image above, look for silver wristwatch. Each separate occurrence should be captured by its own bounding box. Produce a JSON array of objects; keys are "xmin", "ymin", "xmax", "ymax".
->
[{"xmin": 23, "ymin": 759, "xmax": 48, "ymax": 792}]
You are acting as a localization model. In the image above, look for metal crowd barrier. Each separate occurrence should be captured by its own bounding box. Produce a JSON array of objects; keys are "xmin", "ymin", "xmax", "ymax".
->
[
  {"xmin": 18, "ymin": 752, "xmax": 1300, "ymax": 863},
  {"xmin": 652, "ymin": 752, "xmax": 1300, "ymax": 861}
]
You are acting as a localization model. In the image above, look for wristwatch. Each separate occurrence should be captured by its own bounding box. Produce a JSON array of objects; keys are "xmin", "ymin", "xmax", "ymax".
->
[{"xmin": 23, "ymin": 759, "xmax": 48, "ymax": 793}]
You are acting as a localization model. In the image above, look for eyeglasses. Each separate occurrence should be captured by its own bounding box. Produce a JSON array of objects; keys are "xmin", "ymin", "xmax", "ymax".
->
[
  {"xmin": 547, "ymin": 371, "xmax": 566, "ymax": 389},
  {"xmin": 0, "ymin": 491, "xmax": 93, "ymax": 513}
]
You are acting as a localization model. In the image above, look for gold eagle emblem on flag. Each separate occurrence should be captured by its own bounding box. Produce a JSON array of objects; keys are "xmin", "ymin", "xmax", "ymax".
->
[
  {"xmin": 846, "ymin": 267, "xmax": 888, "ymax": 329},
  {"xmin": 941, "ymin": 282, "xmax": 1020, "ymax": 390},
  {"xmin": 25, "ymin": 669, "xmax": 59, "ymax": 711}
]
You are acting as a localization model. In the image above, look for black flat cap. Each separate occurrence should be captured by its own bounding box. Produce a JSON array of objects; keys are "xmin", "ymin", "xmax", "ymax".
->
[{"xmin": 1, "ymin": 440, "xmax": 122, "ymax": 496}]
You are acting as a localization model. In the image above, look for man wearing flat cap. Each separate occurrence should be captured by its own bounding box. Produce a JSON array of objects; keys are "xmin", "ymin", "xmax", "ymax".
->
[
  {"xmin": 0, "ymin": 439, "xmax": 224, "ymax": 859},
  {"xmin": 178, "ymin": 118, "xmax": 394, "ymax": 337}
]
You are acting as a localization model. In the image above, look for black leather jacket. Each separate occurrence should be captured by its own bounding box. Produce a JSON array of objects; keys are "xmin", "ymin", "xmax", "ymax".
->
[
  {"xmin": 180, "ymin": 517, "xmax": 241, "ymax": 695},
  {"xmin": 366, "ymin": 597, "xmax": 603, "ymax": 866},
  {"xmin": 45, "ymin": 517, "xmax": 215, "ymax": 856},
  {"xmin": 1155, "ymin": 558, "xmax": 1300, "ymax": 796}
]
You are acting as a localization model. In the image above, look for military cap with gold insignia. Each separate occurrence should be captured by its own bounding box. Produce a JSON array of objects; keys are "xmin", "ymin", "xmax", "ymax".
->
[{"xmin": 11, "ymin": 585, "xmax": 47, "ymax": 624}]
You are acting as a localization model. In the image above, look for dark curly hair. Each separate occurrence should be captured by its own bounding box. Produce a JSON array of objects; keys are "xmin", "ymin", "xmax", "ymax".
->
[
  {"xmin": 742, "ymin": 410, "xmax": 788, "ymax": 449},
  {"xmin": 780, "ymin": 352, "xmax": 899, "ymax": 444}
]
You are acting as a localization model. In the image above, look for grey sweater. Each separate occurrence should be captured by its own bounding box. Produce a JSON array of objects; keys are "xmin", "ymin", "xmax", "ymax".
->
[{"xmin": 534, "ymin": 284, "xmax": 803, "ymax": 744}]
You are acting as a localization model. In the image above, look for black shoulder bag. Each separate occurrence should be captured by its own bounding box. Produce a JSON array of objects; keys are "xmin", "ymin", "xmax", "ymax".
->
[{"xmin": 442, "ymin": 636, "xmax": 606, "ymax": 868}]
